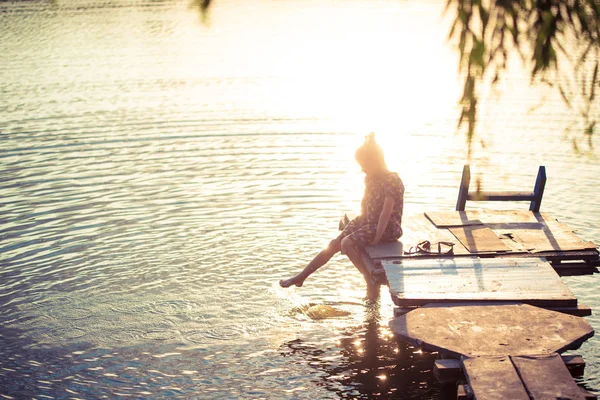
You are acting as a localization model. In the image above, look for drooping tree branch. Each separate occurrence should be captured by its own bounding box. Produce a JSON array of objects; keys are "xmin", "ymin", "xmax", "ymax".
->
[
  {"xmin": 196, "ymin": 0, "xmax": 599, "ymax": 153},
  {"xmin": 446, "ymin": 0, "xmax": 600, "ymax": 154}
]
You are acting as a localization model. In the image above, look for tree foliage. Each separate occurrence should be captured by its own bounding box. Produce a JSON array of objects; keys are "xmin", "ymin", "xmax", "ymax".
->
[
  {"xmin": 197, "ymin": 0, "xmax": 600, "ymax": 152},
  {"xmin": 447, "ymin": 0, "xmax": 600, "ymax": 152}
]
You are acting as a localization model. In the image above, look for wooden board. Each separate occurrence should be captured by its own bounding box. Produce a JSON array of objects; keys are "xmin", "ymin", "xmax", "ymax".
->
[
  {"xmin": 401, "ymin": 213, "xmax": 471, "ymax": 256},
  {"xmin": 462, "ymin": 356, "xmax": 530, "ymax": 400},
  {"xmin": 513, "ymin": 214, "xmax": 597, "ymax": 253},
  {"xmin": 434, "ymin": 359, "xmax": 465, "ymax": 383},
  {"xmin": 449, "ymin": 225, "xmax": 511, "ymax": 253},
  {"xmin": 426, "ymin": 210, "xmax": 541, "ymax": 226},
  {"xmin": 365, "ymin": 241, "xmax": 404, "ymax": 260},
  {"xmin": 424, "ymin": 211, "xmax": 483, "ymax": 228},
  {"xmin": 431, "ymin": 210, "xmax": 597, "ymax": 253},
  {"xmin": 434, "ymin": 355, "xmax": 587, "ymax": 384},
  {"xmin": 383, "ymin": 257, "xmax": 577, "ymax": 307},
  {"xmin": 511, "ymin": 354, "xmax": 587, "ymax": 400},
  {"xmin": 364, "ymin": 213, "xmax": 471, "ymax": 259},
  {"xmin": 389, "ymin": 303, "xmax": 594, "ymax": 358},
  {"xmin": 364, "ymin": 210, "xmax": 597, "ymax": 261}
]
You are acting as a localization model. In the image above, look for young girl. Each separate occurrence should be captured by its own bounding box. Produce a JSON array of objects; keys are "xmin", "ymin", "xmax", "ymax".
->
[{"xmin": 280, "ymin": 133, "xmax": 404, "ymax": 288}]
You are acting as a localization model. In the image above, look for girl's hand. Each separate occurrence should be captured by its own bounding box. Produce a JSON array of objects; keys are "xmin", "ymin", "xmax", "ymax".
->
[{"xmin": 370, "ymin": 237, "xmax": 381, "ymax": 246}]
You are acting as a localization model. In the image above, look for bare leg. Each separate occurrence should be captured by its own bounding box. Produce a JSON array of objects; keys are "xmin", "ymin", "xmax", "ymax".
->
[
  {"xmin": 340, "ymin": 236, "xmax": 372, "ymax": 285},
  {"xmin": 280, "ymin": 239, "xmax": 341, "ymax": 288}
]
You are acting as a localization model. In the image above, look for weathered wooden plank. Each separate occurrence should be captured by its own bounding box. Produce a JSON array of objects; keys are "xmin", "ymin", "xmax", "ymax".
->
[
  {"xmin": 433, "ymin": 355, "xmax": 587, "ymax": 383},
  {"xmin": 427, "ymin": 210, "xmax": 541, "ymax": 226},
  {"xmin": 449, "ymin": 225, "xmax": 512, "ymax": 253},
  {"xmin": 547, "ymin": 304, "xmax": 592, "ymax": 317},
  {"xmin": 424, "ymin": 211, "xmax": 483, "ymax": 228},
  {"xmin": 402, "ymin": 213, "xmax": 472, "ymax": 256},
  {"xmin": 512, "ymin": 212, "xmax": 598, "ymax": 253},
  {"xmin": 511, "ymin": 354, "xmax": 587, "ymax": 400},
  {"xmin": 365, "ymin": 240, "xmax": 405, "ymax": 260},
  {"xmin": 393, "ymin": 306, "xmax": 418, "ymax": 317},
  {"xmin": 433, "ymin": 359, "xmax": 464, "ymax": 383},
  {"xmin": 456, "ymin": 384, "xmax": 469, "ymax": 400},
  {"xmin": 514, "ymin": 229, "xmax": 597, "ymax": 253},
  {"xmin": 365, "ymin": 213, "xmax": 472, "ymax": 259},
  {"xmin": 552, "ymin": 263, "xmax": 599, "ymax": 277},
  {"xmin": 462, "ymin": 356, "xmax": 530, "ymax": 400},
  {"xmin": 467, "ymin": 190, "xmax": 536, "ymax": 202},
  {"xmin": 562, "ymin": 355, "xmax": 586, "ymax": 377},
  {"xmin": 366, "ymin": 211, "xmax": 598, "ymax": 260},
  {"xmin": 403, "ymin": 303, "xmax": 591, "ymax": 317},
  {"xmin": 474, "ymin": 210, "xmax": 542, "ymax": 224},
  {"xmin": 389, "ymin": 303, "xmax": 594, "ymax": 358},
  {"xmin": 383, "ymin": 258, "xmax": 577, "ymax": 307},
  {"xmin": 544, "ymin": 251, "xmax": 600, "ymax": 264}
]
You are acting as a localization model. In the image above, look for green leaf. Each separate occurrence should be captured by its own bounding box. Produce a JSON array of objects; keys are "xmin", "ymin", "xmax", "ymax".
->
[{"xmin": 470, "ymin": 38, "xmax": 486, "ymax": 70}]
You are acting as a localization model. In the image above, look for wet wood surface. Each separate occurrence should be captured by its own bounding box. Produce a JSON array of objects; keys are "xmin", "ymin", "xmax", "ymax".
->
[
  {"xmin": 433, "ymin": 354, "xmax": 587, "ymax": 384},
  {"xmin": 366, "ymin": 211, "xmax": 598, "ymax": 261},
  {"xmin": 383, "ymin": 257, "xmax": 577, "ymax": 307},
  {"xmin": 389, "ymin": 303, "xmax": 593, "ymax": 358},
  {"xmin": 511, "ymin": 354, "xmax": 588, "ymax": 400},
  {"xmin": 461, "ymin": 356, "xmax": 530, "ymax": 400},
  {"xmin": 448, "ymin": 225, "xmax": 511, "ymax": 253}
]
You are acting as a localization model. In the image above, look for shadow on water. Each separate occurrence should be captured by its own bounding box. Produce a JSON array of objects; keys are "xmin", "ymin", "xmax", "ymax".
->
[{"xmin": 280, "ymin": 293, "xmax": 458, "ymax": 400}]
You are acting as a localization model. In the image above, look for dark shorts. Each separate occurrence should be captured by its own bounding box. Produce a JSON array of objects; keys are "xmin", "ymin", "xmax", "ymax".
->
[{"xmin": 337, "ymin": 218, "xmax": 402, "ymax": 248}]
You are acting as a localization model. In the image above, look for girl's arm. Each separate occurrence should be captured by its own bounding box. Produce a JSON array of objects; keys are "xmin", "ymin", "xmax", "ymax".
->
[{"xmin": 371, "ymin": 196, "xmax": 395, "ymax": 245}]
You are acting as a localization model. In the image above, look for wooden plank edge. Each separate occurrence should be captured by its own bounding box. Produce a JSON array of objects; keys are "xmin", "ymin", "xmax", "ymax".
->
[
  {"xmin": 580, "ymin": 386, "xmax": 598, "ymax": 400},
  {"xmin": 547, "ymin": 305, "xmax": 592, "ymax": 317},
  {"xmin": 467, "ymin": 191, "xmax": 536, "ymax": 202},
  {"xmin": 391, "ymin": 301, "xmax": 590, "ymax": 317},
  {"xmin": 392, "ymin": 297, "xmax": 578, "ymax": 308},
  {"xmin": 372, "ymin": 249, "xmax": 598, "ymax": 261},
  {"xmin": 434, "ymin": 359, "xmax": 464, "ymax": 383},
  {"xmin": 393, "ymin": 306, "xmax": 419, "ymax": 317},
  {"xmin": 562, "ymin": 355, "xmax": 586, "ymax": 377},
  {"xmin": 388, "ymin": 322, "xmax": 464, "ymax": 359},
  {"xmin": 556, "ymin": 329, "xmax": 596, "ymax": 353},
  {"xmin": 509, "ymin": 353, "xmax": 590, "ymax": 400},
  {"xmin": 434, "ymin": 355, "xmax": 587, "ymax": 384},
  {"xmin": 457, "ymin": 384, "xmax": 470, "ymax": 400},
  {"xmin": 543, "ymin": 251, "xmax": 600, "ymax": 262},
  {"xmin": 553, "ymin": 263, "xmax": 599, "ymax": 276}
]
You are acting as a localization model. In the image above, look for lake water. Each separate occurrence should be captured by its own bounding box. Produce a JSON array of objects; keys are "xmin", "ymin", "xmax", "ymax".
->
[{"xmin": 1, "ymin": 0, "xmax": 599, "ymax": 398}]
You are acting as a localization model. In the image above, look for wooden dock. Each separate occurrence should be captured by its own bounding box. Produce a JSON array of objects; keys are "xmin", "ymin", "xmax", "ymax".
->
[{"xmin": 350, "ymin": 166, "xmax": 600, "ymax": 399}]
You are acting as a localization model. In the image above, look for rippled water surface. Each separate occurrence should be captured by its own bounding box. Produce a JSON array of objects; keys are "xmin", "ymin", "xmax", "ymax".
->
[{"xmin": 1, "ymin": 0, "xmax": 600, "ymax": 398}]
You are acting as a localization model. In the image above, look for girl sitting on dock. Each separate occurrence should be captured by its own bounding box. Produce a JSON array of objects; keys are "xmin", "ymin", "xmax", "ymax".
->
[{"xmin": 280, "ymin": 133, "xmax": 404, "ymax": 288}]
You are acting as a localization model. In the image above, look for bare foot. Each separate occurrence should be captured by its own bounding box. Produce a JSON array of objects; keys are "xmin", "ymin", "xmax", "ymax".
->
[{"xmin": 279, "ymin": 276, "xmax": 304, "ymax": 288}]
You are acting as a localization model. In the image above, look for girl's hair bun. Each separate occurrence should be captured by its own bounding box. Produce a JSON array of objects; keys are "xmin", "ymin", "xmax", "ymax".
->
[{"xmin": 356, "ymin": 131, "xmax": 388, "ymax": 171}]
